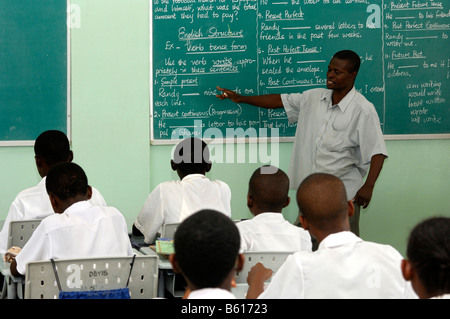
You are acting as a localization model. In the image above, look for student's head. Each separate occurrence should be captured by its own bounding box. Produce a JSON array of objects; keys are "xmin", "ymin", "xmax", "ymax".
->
[
  {"xmin": 46, "ymin": 162, "xmax": 92, "ymax": 214},
  {"xmin": 247, "ymin": 165, "xmax": 290, "ymax": 215},
  {"xmin": 170, "ymin": 210, "xmax": 243, "ymax": 291},
  {"xmin": 296, "ymin": 173, "xmax": 353, "ymax": 242},
  {"xmin": 401, "ymin": 217, "xmax": 450, "ymax": 299},
  {"xmin": 34, "ymin": 130, "xmax": 73, "ymax": 177},
  {"xmin": 327, "ymin": 50, "xmax": 360, "ymax": 91},
  {"xmin": 171, "ymin": 138, "xmax": 212, "ymax": 179}
]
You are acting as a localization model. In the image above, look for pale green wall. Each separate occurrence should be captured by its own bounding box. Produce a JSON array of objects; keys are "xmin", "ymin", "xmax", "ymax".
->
[{"xmin": 0, "ymin": 0, "xmax": 449, "ymax": 256}]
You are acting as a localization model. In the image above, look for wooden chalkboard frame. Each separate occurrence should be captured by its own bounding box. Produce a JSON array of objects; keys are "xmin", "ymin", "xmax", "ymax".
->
[
  {"xmin": 149, "ymin": 1, "xmax": 449, "ymax": 144},
  {"xmin": 0, "ymin": 0, "xmax": 71, "ymax": 147}
]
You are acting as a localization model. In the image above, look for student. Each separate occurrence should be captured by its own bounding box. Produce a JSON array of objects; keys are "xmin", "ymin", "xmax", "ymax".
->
[
  {"xmin": 401, "ymin": 216, "xmax": 450, "ymax": 299},
  {"xmin": 8, "ymin": 162, "xmax": 133, "ymax": 276},
  {"xmin": 169, "ymin": 209, "xmax": 244, "ymax": 299},
  {"xmin": 217, "ymin": 50, "xmax": 388, "ymax": 236},
  {"xmin": 133, "ymin": 137, "xmax": 232, "ymax": 244},
  {"xmin": 246, "ymin": 173, "xmax": 417, "ymax": 299},
  {"xmin": 236, "ymin": 165, "xmax": 312, "ymax": 252},
  {"xmin": 0, "ymin": 130, "xmax": 106, "ymax": 253}
]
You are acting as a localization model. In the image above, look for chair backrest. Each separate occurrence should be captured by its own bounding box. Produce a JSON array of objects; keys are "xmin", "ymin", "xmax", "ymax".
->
[
  {"xmin": 7, "ymin": 219, "xmax": 42, "ymax": 248},
  {"xmin": 234, "ymin": 251, "xmax": 294, "ymax": 284},
  {"xmin": 24, "ymin": 255, "xmax": 159, "ymax": 299},
  {"xmin": 160, "ymin": 222, "xmax": 180, "ymax": 239}
]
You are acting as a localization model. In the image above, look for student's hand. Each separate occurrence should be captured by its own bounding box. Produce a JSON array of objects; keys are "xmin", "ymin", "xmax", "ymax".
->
[
  {"xmin": 4, "ymin": 246, "xmax": 21, "ymax": 263},
  {"xmin": 246, "ymin": 263, "xmax": 273, "ymax": 299},
  {"xmin": 182, "ymin": 287, "xmax": 191, "ymax": 299},
  {"xmin": 216, "ymin": 86, "xmax": 243, "ymax": 103}
]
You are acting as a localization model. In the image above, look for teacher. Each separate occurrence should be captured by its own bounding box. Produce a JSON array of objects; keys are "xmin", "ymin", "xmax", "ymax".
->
[{"xmin": 216, "ymin": 50, "xmax": 388, "ymax": 236}]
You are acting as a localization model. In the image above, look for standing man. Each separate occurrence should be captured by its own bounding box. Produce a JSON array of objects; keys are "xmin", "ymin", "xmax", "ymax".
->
[{"xmin": 216, "ymin": 50, "xmax": 387, "ymax": 235}]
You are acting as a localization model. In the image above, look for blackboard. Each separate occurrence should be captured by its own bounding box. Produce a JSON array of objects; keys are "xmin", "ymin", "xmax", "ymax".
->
[
  {"xmin": 151, "ymin": 0, "xmax": 449, "ymax": 143},
  {"xmin": 0, "ymin": 0, "xmax": 68, "ymax": 145}
]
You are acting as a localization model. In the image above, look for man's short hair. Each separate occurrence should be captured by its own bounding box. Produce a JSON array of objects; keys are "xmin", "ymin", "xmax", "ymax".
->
[
  {"xmin": 333, "ymin": 50, "xmax": 361, "ymax": 73},
  {"xmin": 46, "ymin": 162, "xmax": 88, "ymax": 200},
  {"xmin": 174, "ymin": 210, "xmax": 240, "ymax": 288},
  {"xmin": 34, "ymin": 130, "xmax": 71, "ymax": 166}
]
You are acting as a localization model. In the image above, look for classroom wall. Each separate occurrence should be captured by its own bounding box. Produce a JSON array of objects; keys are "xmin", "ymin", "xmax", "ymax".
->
[{"xmin": 0, "ymin": 0, "xmax": 448, "ymax": 256}]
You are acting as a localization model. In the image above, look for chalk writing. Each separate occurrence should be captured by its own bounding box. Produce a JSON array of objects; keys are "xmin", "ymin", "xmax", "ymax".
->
[{"xmin": 152, "ymin": 0, "xmax": 449, "ymax": 140}]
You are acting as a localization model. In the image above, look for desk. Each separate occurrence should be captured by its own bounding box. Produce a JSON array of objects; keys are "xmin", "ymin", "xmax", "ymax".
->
[{"xmin": 0, "ymin": 253, "xmax": 24, "ymax": 299}]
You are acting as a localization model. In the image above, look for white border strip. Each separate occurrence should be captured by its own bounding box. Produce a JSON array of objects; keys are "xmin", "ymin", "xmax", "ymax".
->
[{"xmin": 151, "ymin": 134, "xmax": 450, "ymax": 145}]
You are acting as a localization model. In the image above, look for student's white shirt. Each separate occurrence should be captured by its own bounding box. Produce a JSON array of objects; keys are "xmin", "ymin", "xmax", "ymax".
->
[
  {"xmin": 258, "ymin": 231, "xmax": 418, "ymax": 299},
  {"xmin": 431, "ymin": 294, "xmax": 450, "ymax": 299},
  {"xmin": 0, "ymin": 177, "xmax": 106, "ymax": 253},
  {"xmin": 236, "ymin": 213, "xmax": 312, "ymax": 253},
  {"xmin": 134, "ymin": 174, "xmax": 232, "ymax": 244},
  {"xmin": 187, "ymin": 288, "xmax": 236, "ymax": 299},
  {"xmin": 15, "ymin": 201, "xmax": 133, "ymax": 275}
]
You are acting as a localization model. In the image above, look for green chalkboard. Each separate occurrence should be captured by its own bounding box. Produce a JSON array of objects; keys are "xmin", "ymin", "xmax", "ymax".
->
[
  {"xmin": 0, "ymin": 0, "xmax": 68, "ymax": 144},
  {"xmin": 151, "ymin": 0, "xmax": 449, "ymax": 143}
]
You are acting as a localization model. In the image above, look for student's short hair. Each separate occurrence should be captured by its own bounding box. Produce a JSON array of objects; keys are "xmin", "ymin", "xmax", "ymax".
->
[
  {"xmin": 297, "ymin": 173, "xmax": 348, "ymax": 230},
  {"xmin": 34, "ymin": 130, "xmax": 71, "ymax": 166},
  {"xmin": 174, "ymin": 210, "xmax": 240, "ymax": 288},
  {"xmin": 46, "ymin": 162, "xmax": 89, "ymax": 200},
  {"xmin": 333, "ymin": 50, "xmax": 361, "ymax": 73},
  {"xmin": 248, "ymin": 165, "xmax": 289, "ymax": 212},
  {"xmin": 172, "ymin": 137, "xmax": 211, "ymax": 174},
  {"xmin": 406, "ymin": 217, "xmax": 450, "ymax": 295}
]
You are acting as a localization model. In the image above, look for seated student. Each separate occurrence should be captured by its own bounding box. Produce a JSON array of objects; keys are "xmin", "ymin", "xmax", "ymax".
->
[
  {"xmin": 246, "ymin": 173, "xmax": 417, "ymax": 299},
  {"xmin": 236, "ymin": 165, "xmax": 312, "ymax": 252},
  {"xmin": 401, "ymin": 216, "xmax": 450, "ymax": 299},
  {"xmin": 0, "ymin": 130, "xmax": 106, "ymax": 253},
  {"xmin": 169, "ymin": 209, "xmax": 244, "ymax": 299},
  {"xmin": 8, "ymin": 162, "xmax": 133, "ymax": 276},
  {"xmin": 133, "ymin": 137, "xmax": 232, "ymax": 244}
]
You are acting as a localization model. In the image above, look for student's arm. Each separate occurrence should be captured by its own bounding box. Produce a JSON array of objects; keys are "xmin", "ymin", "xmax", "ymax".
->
[
  {"xmin": 246, "ymin": 263, "xmax": 273, "ymax": 299},
  {"xmin": 9, "ymin": 258, "xmax": 21, "ymax": 277},
  {"xmin": 353, "ymin": 154, "xmax": 387, "ymax": 208},
  {"xmin": 216, "ymin": 86, "xmax": 283, "ymax": 109},
  {"xmin": 132, "ymin": 224, "xmax": 144, "ymax": 237}
]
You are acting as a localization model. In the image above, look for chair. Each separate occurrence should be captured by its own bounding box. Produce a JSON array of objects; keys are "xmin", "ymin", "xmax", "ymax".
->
[
  {"xmin": 160, "ymin": 222, "xmax": 180, "ymax": 239},
  {"xmin": 7, "ymin": 219, "xmax": 42, "ymax": 248},
  {"xmin": 232, "ymin": 251, "xmax": 294, "ymax": 299},
  {"xmin": 1, "ymin": 219, "xmax": 42, "ymax": 299},
  {"xmin": 24, "ymin": 255, "xmax": 159, "ymax": 299}
]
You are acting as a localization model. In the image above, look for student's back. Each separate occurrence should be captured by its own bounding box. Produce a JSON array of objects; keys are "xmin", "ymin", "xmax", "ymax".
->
[
  {"xmin": 11, "ymin": 163, "xmax": 132, "ymax": 276},
  {"xmin": 247, "ymin": 173, "xmax": 416, "ymax": 299},
  {"xmin": 134, "ymin": 138, "xmax": 231, "ymax": 243},
  {"xmin": 0, "ymin": 130, "xmax": 106, "ymax": 253},
  {"xmin": 260, "ymin": 231, "xmax": 414, "ymax": 298},
  {"xmin": 237, "ymin": 166, "xmax": 311, "ymax": 252}
]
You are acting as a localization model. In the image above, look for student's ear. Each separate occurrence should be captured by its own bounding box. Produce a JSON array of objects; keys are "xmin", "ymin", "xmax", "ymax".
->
[
  {"xmin": 67, "ymin": 150, "xmax": 73, "ymax": 163},
  {"xmin": 169, "ymin": 254, "xmax": 182, "ymax": 274},
  {"xmin": 236, "ymin": 253, "xmax": 245, "ymax": 273},
  {"xmin": 170, "ymin": 160, "xmax": 177, "ymax": 171},
  {"xmin": 299, "ymin": 215, "xmax": 309, "ymax": 230},
  {"xmin": 401, "ymin": 259, "xmax": 414, "ymax": 282},
  {"xmin": 48, "ymin": 193, "xmax": 59, "ymax": 213},
  {"xmin": 283, "ymin": 196, "xmax": 290, "ymax": 208},
  {"xmin": 348, "ymin": 200, "xmax": 355, "ymax": 217},
  {"xmin": 247, "ymin": 194, "xmax": 253, "ymax": 208},
  {"xmin": 35, "ymin": 155, "xmax": 47, "ymax": 177},
  {"xmin": 86, "ymin": 185, "xmax": 93, "ymax": 200}
]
